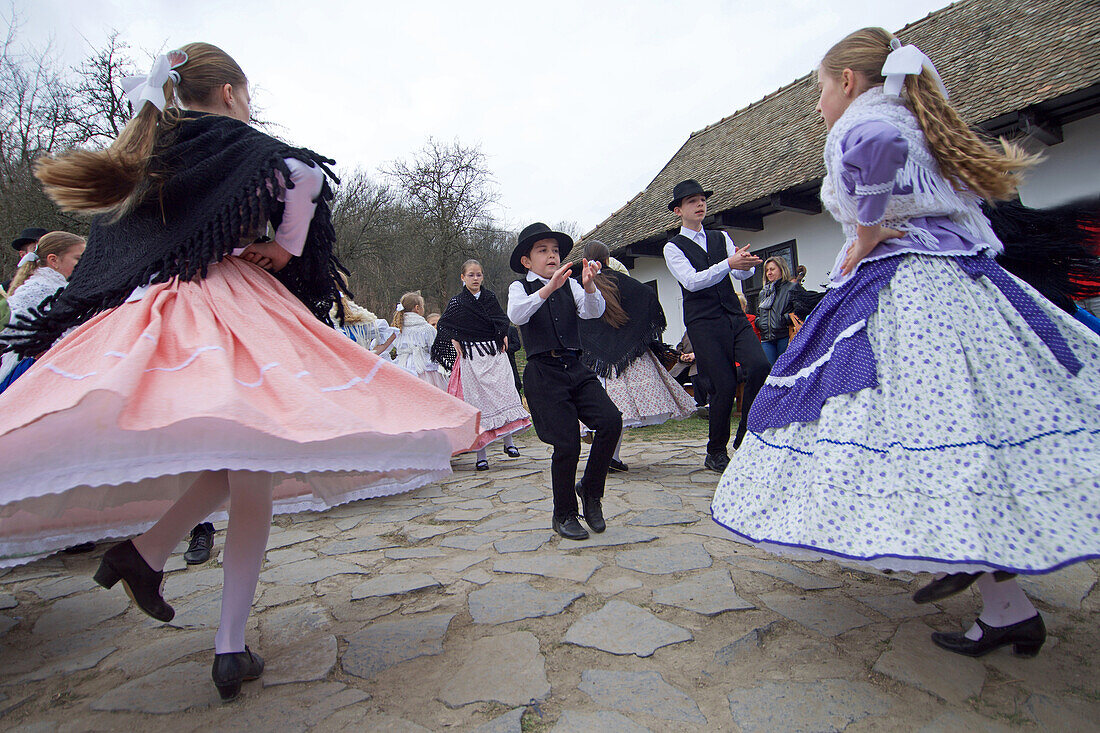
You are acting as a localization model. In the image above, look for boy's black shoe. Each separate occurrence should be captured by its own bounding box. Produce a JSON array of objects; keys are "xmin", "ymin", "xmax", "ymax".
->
[
  {"xmin": 608, "ymin": 458, "xmax": 628, "ymax": 473},
  {"xmin": 704, "ymin": 453, "xmax": 729, "ymax": 472},
  {"xmin": 552, "ymin": 513, "xmax": 589, "ymax": 541},
  {"xmin": 184, "ymin": 523, "xmax": 215, "ymax": 565},
  {"xmin": 575, "ymin": 483, "xmax": 606, "ymax": 533}
]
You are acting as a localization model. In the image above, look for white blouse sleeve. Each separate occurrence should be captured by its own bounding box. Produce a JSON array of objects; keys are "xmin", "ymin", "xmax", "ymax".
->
[{"xmin": 273, "ymin": 158, "xmax": 325, "ymax": 257}]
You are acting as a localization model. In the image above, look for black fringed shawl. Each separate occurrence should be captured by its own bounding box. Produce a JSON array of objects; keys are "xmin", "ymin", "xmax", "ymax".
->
[
  {"xmin": 430, "ymin": 287, "xmax": 510, "ymax": 370},
  {"xmin": 7, "ymin": 111, "xmax": 348, "ymax": 357},
  {"xmin": 579, "ymin": 270, "xmax": 666, "ymax": 379},
  {"xmin": 986, "ymin": 198, "xmax": 1100, "ymax": 314}
]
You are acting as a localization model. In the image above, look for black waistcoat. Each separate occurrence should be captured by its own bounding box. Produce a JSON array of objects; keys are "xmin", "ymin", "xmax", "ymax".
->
[
  {"xmin": 518, "ymin": 277, "xmax": 581, "ymax": 357},
  {"xmin": 670, "ymin": 230, "xmax": 746, "ymax": 326}
]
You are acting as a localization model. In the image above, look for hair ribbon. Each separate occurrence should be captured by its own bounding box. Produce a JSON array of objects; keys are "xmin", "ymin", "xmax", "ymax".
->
[
  {"xmin": 882, "ymin": 37, "xmax": 948, "ymax": 100},
  {"xmin": 121, "ymin": 50, "xmax": 189, "ymax": 112}
]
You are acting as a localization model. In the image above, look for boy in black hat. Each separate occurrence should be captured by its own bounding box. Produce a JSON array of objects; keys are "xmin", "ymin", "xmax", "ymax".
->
[
  {"xmin": 5, "ymin": 227, "xmax": 48, "ymax": 291},
  {"xmin": 507, "ymin": 222, "xmax": 622, "ymax": 540},
  {"xmin": 663, "ymin": 179, "xmax": 767, "ymax": 472}
]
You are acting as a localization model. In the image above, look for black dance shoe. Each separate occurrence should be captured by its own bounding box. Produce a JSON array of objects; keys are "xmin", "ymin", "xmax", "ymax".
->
[
  {"xmin": 912, "ymin": 572, "xmax": 980, "ymax": 604},
  {"xmin": 931, "ymin": 615, "xmax": 1045, "ymax": 658},
  {"xmin": 184, "ymin": 522, "xmax": 215, "ymax": 565},
  {"xmin": 475, "ymin": 459, "xmax": 490, "ymax": 471},
  {"xmin": 211, "ymin": 646, "xmax": 265, "ymax": 701},
  {"xmin": 575, "ymin": 483, "xmax": 606, "ymax": 534},
  {"xmin": 912, "ymin": 570, "xmax": 1018, "ymax": 604},
  {"xmin": 552, "ymin": 513, "xmax": 589, "ymax": 541},
  {"xmin": 93, "ymin": 540, "xmax": 174, "ymax": 622},
  {"xmin": 608, "ymin": 458, "xmax": 628, "ymax": 473},
  {"xmin": 704, "ymin": 453, "xmax": 730, "ymax": 472},
  {"xmin": 504, "ymin": 445, "xmax": 521, "ymax": 457}
]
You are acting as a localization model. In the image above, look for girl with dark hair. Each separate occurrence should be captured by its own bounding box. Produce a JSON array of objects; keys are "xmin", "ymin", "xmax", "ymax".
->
[
  {"xmin": 432, "ymin": 259, "xmax": 531, "ymax": 470},
  {"xmin": 578, "ymin": 241, "xmax": 695, "ymax": 471},
  {"xmin": 0, "ymin": 43, "xmax": 478, "ymax": 700},
  {"xmin": 711, "ymin": 27, "xmax": 1100, "ymax": 659}
]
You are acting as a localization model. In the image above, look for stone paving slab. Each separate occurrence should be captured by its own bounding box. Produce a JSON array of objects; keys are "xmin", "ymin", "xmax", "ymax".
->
[
  {"xmin": 350, "ymin": 573, "xmax": 441, "ymax": 599},
  {"xmin": 258, "ymin": 558, "xmax": 366, "ymax": 586},
  {"xmin": 726, "ymin": 556, "xmax": 841, "ymax": 590},
  {"xmin": 615, "ymin": 542, "xmax": 712, "ymax": 574},
  {"xmin": 564, "ymin": 600, "xmax": 692, "ymax": 656},
  {"xmin": 103, "ymin": 630, "xmax": 210, "ymax": 677},
  {"xmin": 469, "ymin": 582, "xmax": 583, "ymax": 624},
  {"xmin": 493, "ymin": 554, "xmax": 602, "ymax": 583},
  {"xmin": 873, "ymin": 620, "xmax": 985, "ymax": 705},
  {"xmin": 342, "ymin": 612, "xmax": 455, "ymax": 679},
  {"xmin": 440, "ymin": 534, "xmax": 496, "ymax": 550},
  {"xmin": 318, "ymin": 536, "xmax": 398, "ymax": 556},
  {"xmin": 856, "ymin": 592, "xmax": 939, "ymax": 619},
  {"xmin": 559, "ymin": 525, "xmax": 659, "ymax": 548},
  {"xmin": 439, "ymin": 631, "xmax": 550, "ymax": 707},
  {"xmin": 92, "ymin": 661, "xmax": 218, "ymax": 713},
  {"xmin": 494, "ymin": 531, "xmax": 551, "ymax": 553},
  {"xmin": 1019, "ymin": 564, "xmax": 1097, "ymax": 609},
  {"xmin": 32, "ymin": 591, "xmax": 129, "ymax": 636},
  {"xmin": 760, "ymin": 592, "xmax": 875, "ymax": 637},
  {"xmin": 263, "ymin": 633, "xmax": 337, "ymax": 686},
  {"xmin": 470, "ymin": 707, "xmax": 526, "ymax": 733},
  {"xmin": 259, "ymin": 602, "xmax": 330, "ymax": 648},
  {"xmin": 727, "ymin": 679, "xmax": 892, "ymax": 733},
  {"xmin": 652, "ymin": 568, "xmax": 755, "ymax": 615},
  {"xmin": 0, "ymin": 592, "xmax": 16, "ymax": 609},
  {"xmin": 626, "ymin": 509, "xmax": 699, "ymax": 526},
  {"xmin": 27, "ymin": 574, "xmax": 99, "ymax": 601},
  {"xmin": 578, "ymin": 669, "xmax": 707, "ymax": 724}
]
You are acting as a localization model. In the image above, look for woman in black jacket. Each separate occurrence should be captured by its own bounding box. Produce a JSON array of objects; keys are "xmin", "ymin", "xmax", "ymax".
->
[{"xmin": 756, "ymin": 257, "xmax": 795, "ymax": 364}]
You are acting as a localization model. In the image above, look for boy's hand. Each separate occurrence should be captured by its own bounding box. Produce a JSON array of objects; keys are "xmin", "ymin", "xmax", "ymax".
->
[
  {"xmin": 727, "ymin": 245, "xmax": 761, "ymax": 271},
  {"xmin": 539, "ymin": 262, "xmax": 574, "ymax": 298},
  {"xmin": 581, "ymin": 258, "xmax": 601, "ymax": 293}
]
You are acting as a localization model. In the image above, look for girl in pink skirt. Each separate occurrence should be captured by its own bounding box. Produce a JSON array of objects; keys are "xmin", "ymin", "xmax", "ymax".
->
[{"xmin": 0, "ymin": 43, "xmax": 478, "ymax": 700}]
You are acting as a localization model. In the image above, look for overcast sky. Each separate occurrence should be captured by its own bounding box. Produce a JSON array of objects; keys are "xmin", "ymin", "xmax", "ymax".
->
[{"xmin": 13, "ymin": 0, "xmax": 947, "ymax": 235}]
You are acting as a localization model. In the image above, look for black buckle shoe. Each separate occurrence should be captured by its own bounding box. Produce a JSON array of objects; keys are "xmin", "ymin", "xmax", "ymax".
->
[
  {"xmin": 931, "ymin": 615, "xmax": 1045, "ymax": 658},
  {"xmin": 912, "ymin": 572, "xmax": 980, "ymax": 604},
  {"xmin": 184, "ymin": 523, "xmax": 215, "ymax": 565},
  {"xmin": 575, "ymin": 483, "xmax": 606, "ymax": 533},
  {"xmin": 608, "ymin": 458, "xmax": 628, "ymax": 473},
  {"xmin": 212, "ymin": 646, "xmax": 265, "ymax": 701},
  {"xmin": 552, "ymin": 513, "xmax": 589, "ymax": 541},
  {"xmin": 704, "ymin": 453, "xmax": 729, "ymax": 472},
  {"xmin": 475, "ymin": 459, "xmax": 490, "ymax": 471},
  {"xmin": 93, "ymin": 540, "xmax": 174, "ymax": 622},
  {"xmin": 504, "ymin": 445, "xmax": 521, "ymax": 457}
]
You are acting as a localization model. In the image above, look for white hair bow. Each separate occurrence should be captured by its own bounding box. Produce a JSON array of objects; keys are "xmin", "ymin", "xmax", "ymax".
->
[
  {"xmin": 122, "ymin": 50, "xmax": 188, "ymax": 112},
  {"xmin": 17, "ymin": 250, "xmax": 39, "ymax": 267},
  {"xmin": 395, "ymin": 302, "xmax": 405, "ymax": 312},
  {"xmin": 882, "ymin": 37, "xmax": 948, "ymax": 99}
]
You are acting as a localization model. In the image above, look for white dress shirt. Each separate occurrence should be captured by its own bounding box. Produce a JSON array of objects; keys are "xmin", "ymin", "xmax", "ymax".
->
[
  {"xmin": 507, "ymin": 271, "xmax": 606, "ymax": 325},
  {"xmin": 663, "ymin": 226, "xmax": 755, "ymax": 292}
]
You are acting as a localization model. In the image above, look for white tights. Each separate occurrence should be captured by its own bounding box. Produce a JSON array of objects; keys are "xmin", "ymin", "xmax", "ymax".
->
[
  {"xmin": 132, "ymin": 469, "xmax": 274, "ymax": 654},
  {"xmin": 965, "ymin": 573, "xmax": 1038, "ymax": 640}
]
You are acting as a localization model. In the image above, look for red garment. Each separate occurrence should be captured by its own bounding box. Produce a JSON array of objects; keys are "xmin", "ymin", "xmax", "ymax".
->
[{"xmin": 746, "ymin": 313, "xmax": 762, "ymax": 340}]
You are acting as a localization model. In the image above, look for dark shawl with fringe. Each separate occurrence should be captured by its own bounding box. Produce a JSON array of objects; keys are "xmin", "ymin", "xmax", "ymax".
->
[
  {"xmin": 430, "ymin": 287, "xmax": 510, "ymax": 370},
  {"xmin": 986, "ymin": 197, "xmax": 1100, "ymax": 314},
  {"xmin": 579, "ymin": 270, "xmax": 666, "ymax": 379},
  {"xmin": 6, "ymin": 111, "xmax": 347, "ymax": 357}
]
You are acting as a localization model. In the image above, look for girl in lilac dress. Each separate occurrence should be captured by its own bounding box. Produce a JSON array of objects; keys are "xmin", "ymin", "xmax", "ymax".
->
[{"xmin": 712, "ymin": 27, "xmax": 1100, "ymax": 658}]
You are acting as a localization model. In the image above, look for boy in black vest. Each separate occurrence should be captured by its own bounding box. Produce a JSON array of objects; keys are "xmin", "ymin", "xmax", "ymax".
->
[
  {"xmin": 663, "ymin": 180, "xmax": 767, "ymax": 472},
  {"xmin": 507, "ymin": 223, "xmax": 622, "ymax": 540}
]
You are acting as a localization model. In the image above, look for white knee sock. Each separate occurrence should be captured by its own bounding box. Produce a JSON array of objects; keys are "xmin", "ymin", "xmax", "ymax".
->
[
  {"xmin": 133, "ymin": 470, "xmax": 230, "ymax": 571},
  {"xmin": 503, "ymin": 434, "xmax": 515, "ymax": 449},
  {"xmin": 613, "ymin": 434, "xmax": 623, "ymax": 462},
  {"xmin": 214, "ymin": 471, "xmax": 273, "ymax": 654},
  {"xmin": 964, "ymin": 574, "xmax": 1037, "ymax": 640},
  {"xmin": 476, "ymin": 447, "xmax": 487, "ymax": 463}
]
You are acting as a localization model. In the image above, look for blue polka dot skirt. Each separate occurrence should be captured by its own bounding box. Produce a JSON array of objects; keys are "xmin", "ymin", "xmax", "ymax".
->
[{"xmin": 711, "ymin": 254, "xmax": 1100, "ymax": 575}]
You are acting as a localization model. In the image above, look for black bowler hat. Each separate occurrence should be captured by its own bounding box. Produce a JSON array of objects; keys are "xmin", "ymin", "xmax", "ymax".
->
[
  {"xmin": 511, "ymin": 222, "xmax": 574, "ymax": 274},
  {"xmin": 10, "ymin": 227, "xmax": 48, "ymax": 252},
  {"xmin": 668, "ymin": 179, "xmax": 713, "ymax": 212}
]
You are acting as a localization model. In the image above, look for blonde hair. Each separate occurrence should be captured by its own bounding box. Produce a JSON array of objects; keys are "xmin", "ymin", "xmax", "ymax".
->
[
  {"xmin": 34, "ymin": 43, "xmax": 248, "ymax": 217},
  {"xmin": 763, "ymin": 256, "xmax": 793, "ymax": 283},
  {"xmin": 821, "ymin": 27, "xmax": 1035, "ymax": 201},
  {"xmin": 461, "ymin": 259, "xmax": 482, "ymax": 275},
  {"xmin": 393, "ymin": 291, "xmax": 424, "ymax": 330},
  {"xmin": 7, "ymin": 232, "xmax": 86, "ymax": 293}
]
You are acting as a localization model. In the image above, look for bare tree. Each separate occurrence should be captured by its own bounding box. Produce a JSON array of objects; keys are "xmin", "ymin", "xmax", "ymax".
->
[
  {"xmin": 385, "ymin": 138, "xmax": 499, "ymax": 307},
  {"xmin": 66, "ymin": 31, "xmax": 136, "ymax": 147}
]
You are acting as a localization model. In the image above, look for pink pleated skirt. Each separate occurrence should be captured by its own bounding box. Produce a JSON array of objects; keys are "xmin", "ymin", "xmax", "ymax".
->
[{"xmin": 0, "ymin": 257, "xmax": 480, "ymax": 565}]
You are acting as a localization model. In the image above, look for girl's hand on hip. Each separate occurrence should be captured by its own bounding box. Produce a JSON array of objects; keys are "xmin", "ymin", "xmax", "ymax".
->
[{"xmin": 841, "ymin": 225, "xmax": 904, "ymax": 276}]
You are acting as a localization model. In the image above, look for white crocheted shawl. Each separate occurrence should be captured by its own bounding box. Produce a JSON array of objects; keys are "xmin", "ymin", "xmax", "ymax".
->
[{"xmin": 820, "ymin": 86, "xmax": 1001, "ymax": 254}]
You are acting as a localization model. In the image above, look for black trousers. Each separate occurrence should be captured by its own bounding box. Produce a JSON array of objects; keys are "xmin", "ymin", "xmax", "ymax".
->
[
  {"xmin": 524, "ymin": 353, "xmax": 622, "ymax": 518},
  {"xmin": 687, "ymin": 314, "xmax": 769, "ymax": 456}
]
